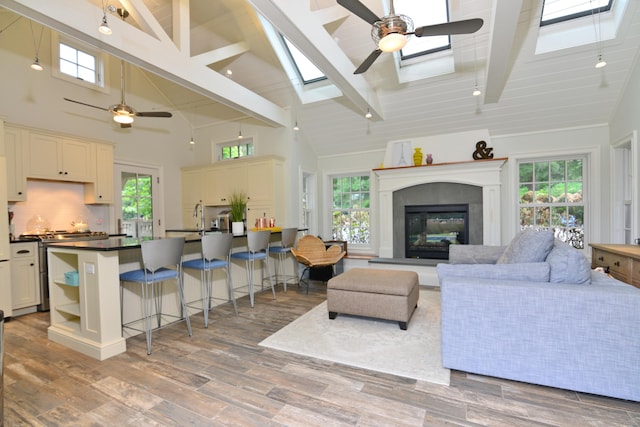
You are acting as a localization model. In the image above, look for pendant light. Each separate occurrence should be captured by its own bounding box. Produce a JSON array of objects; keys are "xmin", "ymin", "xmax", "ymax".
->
[
  {"xmin": 591, "ymin": 0, "xmax": 607, "ymax": 69},
  {"xmin": 29, "ymin": 21, "xmax": 44, "ymax": 71},
  {"xmin": 365, "ymin": 109, "xmax": 372, "ymax": 119},
  {"xmin": 472, "ymin": 36, "xmax": 481, "ymax": 97}
]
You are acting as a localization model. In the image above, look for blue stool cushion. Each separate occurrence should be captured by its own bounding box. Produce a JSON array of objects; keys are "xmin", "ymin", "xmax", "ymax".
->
[
  {"xmin": 269, "ymin": 246, "xmax": 291, "ymax": 254},
  {"xmin": 231, "ymin": 251, "xmax": 267, "ymax": 261},
  {"xmin": 120, "ymin": 267, "xmax": 178, "ymax": 283},
  {"xmin": 182, "ymin": 259, "xmax": 227, "ymax": 270}
]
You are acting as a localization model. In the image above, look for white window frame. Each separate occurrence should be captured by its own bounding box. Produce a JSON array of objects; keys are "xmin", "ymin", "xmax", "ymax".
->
[
  {"xmin": 327, "ymin": 172, "xmax": 373, "ymax": 253},
  {"xmin": 509, "ymin": 147, "xmax": 600, "ymax": 253},
  {"xmin": 300, "ymin": 169, "xmax": 317, "ymax": 235},
  {"xmin": 611, "ymin": 131, "xmax": 638, "ymax": 244},
  {"xmin": 213, "ymin": 137, "xmax": 255, "ymax": 162},
  {"xmin": 51, "ymin": 33, "xmax": 109, "ymax": 93}
]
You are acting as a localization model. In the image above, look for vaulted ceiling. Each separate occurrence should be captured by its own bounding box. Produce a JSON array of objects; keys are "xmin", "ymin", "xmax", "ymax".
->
[{"xmin": 1, "ymin": 0, "xmax": 639, "ymax": 157}]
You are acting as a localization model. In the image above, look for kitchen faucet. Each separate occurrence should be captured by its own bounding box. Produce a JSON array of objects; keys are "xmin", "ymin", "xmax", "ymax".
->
[{"xmin": 193, "ymin": 200, "xmax": 205, "ymax": 236}]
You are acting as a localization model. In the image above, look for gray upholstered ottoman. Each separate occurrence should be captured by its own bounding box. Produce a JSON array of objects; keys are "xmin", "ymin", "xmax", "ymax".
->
[{"xmin": 327, "ymin": 268, "xmax": 419, "ymax": 330}]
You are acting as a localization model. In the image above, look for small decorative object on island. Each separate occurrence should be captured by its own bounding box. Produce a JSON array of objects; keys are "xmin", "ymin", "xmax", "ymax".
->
[
  {"xmin": 413, "ymin": 147, "xmax": 423, "ymax": 166},
  {"xmin": 472, "ymin": 140, "xmax": 494, "ymax": 160},
  {"xmin": 228, "ymin": 190, "xmax": 248, "ymax": 235},
  {"xmin": 426, "ymin": 154, "xmax": 433, "ymax": 165}
]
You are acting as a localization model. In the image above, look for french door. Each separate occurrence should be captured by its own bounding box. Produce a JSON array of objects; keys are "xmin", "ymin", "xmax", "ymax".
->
[{"xmin": 114, "ymin": 163, "xmax": 163, "ymax": 238}]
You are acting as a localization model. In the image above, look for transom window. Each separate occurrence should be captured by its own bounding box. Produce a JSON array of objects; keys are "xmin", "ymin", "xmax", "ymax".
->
[
  {"xmin": 51, "ymin": 34, "xmax": 107, "ymax": 91},
  {"xmin": 331, "ymin": 174, "xmax": 370, "ymax": 245},
  {"xmin": 218, "ymin": 138, "xmax": 254, "ymax": 160},
  {"xmin": 541, "ymin": 0, "xmax": 613, "ymax": 26},
  {"xmin": 518, "ymin": 157, "xmax": 586, "ymax": 249},
  {"xmin": 395, "ymin": 0, "xmax": 450, "ymax": 60}
]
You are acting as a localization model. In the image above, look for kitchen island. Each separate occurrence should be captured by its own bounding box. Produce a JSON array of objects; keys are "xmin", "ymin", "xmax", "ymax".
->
[{"xmin": 45, "ymin": 230, "xmax": 302, "ymax": 360}]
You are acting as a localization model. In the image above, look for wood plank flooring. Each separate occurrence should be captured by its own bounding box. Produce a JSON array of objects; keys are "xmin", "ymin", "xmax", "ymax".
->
[{"xmin": 3, "ymin": 283, "xmax": 640, "ymax": 426}]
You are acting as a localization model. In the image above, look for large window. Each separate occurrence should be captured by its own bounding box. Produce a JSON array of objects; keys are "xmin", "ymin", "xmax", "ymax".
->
[
  {"xmin": 331, "ymin": 175, "xmax": 370, "ymax": 245},
  {"xmin": 518, "ymin": 158, "xmax": 586, "ymax": 248}
]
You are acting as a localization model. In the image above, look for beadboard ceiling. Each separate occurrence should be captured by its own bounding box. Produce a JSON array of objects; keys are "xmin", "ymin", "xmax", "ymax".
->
[{"xmin": 1, "ymin": 0, "xmax": 639, "ymax": 157}]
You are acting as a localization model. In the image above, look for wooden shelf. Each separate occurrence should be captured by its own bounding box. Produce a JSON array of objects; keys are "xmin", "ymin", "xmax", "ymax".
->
[{"xmin": 373, "ymin": 157, "xmax": 508, "ymax": 172}]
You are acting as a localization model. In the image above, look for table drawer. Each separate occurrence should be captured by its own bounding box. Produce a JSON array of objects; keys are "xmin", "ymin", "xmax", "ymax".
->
[
  {"xmin": 592, "ymin": 249, "xmax": 631, "ymax": 279},
  {"xmin": 633, "ymin": 259, "xmax": 640, "ymax": 288}
]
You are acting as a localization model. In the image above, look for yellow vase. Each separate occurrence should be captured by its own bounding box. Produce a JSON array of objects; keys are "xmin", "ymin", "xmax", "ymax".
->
[{"xmin": 413, "ymin": 148, "xmax": 423, "ymax": 166}]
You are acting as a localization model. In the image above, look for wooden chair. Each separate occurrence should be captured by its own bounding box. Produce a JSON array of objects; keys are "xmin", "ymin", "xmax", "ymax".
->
[{"xmin": 290, "ymin": 235, "xmax": 345, "ymax": 293}]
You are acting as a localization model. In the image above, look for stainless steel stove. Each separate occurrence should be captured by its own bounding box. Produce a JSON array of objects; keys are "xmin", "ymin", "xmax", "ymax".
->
[{"xmin": 20, "ymin": 231, "xmax": 110, "ymax": 311}]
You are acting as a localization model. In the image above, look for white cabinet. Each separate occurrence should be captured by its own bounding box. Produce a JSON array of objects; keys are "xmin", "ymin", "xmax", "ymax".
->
[
  {"xmin": 3, "ymin": 126, "xmax": 27, "ymax": 202},
  {"xmin": 47, "ymin": 247, "xmax": 125, "ymax": 360},
  {"xmin": 0, "ymin": 261, "xmax": 11, "ymax": 318},
  {"xmin": 26, "ymin": 133, "xmax": 94, "ymax": 182},
  {"xmin": 84, "ymin": 143, "xmax": 114, "ymax": 204},
  {"xmin": 10, "ymin": 242, "xmax": 39, "ymax": 310}
]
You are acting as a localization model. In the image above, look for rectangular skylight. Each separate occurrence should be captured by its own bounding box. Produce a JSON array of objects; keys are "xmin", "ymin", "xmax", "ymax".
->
[
  {"xmin": 395, "ymin": 0, "xmax": 450, "ymax": 59},
  {"xmin": 282, "ymin": 36, "xmax": 326, "ymax": 84},
  {"xmin": 541, "ymin": 0, "xmax": 612, "ymax": 26}
]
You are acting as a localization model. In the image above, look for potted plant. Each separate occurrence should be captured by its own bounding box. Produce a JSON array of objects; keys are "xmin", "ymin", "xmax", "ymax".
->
[{"xmin": 228, "ymin": 190, "xmax": 247, "ymax": 235}]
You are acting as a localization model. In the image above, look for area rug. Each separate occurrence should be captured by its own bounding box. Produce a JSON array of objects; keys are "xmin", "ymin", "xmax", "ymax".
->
[{"xmin": 259, "ymin": 289, "xmax": 450, "ymax": 385}]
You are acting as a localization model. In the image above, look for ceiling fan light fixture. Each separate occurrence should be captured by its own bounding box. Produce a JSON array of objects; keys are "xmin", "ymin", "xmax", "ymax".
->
[
  {"xmin": 372, "ymin": 14, "xmax": 413, "ymax": 53},
  {"xmin": 30, "ymin": 57, "xmax": 43, "ymax": 71},
  {"xmin": 99, "ymin": 15, "xmax": 112, "ymax": 35},
  {"xmin": 113, "ymin": 105, "xmax": 134, "ymax": 124}
]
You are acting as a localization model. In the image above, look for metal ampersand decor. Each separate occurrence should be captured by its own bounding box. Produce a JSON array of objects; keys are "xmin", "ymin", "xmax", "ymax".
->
[{"xmin": 472, "ymin": 140, "xmax": 494, "ymax": 160}]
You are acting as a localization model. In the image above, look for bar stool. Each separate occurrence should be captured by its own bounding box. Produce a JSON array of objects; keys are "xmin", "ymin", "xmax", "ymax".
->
[
  {"xmin": 120, "ymin": 237, "xmax": 192, "ymax": 355},
  {"xmin": 230, "ymin": 230, "xmax": 275, "ymax": 307},
  {"xmin": 268, "ymin": 227, "xmax": 298, "ymax": 292},
  {"xmin": 182, "ymin": 233, "xmax": 237, "ymax": 328}
]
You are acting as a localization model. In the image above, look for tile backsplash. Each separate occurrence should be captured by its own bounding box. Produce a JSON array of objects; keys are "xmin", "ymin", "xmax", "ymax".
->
[{"xmin": 9, "ymin": 180, "xmax": 111, "ymax": 236}]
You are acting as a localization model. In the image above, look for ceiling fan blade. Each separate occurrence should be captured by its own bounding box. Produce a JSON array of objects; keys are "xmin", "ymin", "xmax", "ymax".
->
[
  {"xmin": 337, "ymin": 0, "xmax": 381, "ymax": 25},
  {"xmin": 135, "ymin": 111, "xmax": 173, "ymax": 118},
  {"xmin": 354, "ymin": 49, "xmax": 383, "ymax": 74},
  {"xmin": 414, "ymin": 18, "xmax": 484, "ymax": 37},
  {"xmin": 63, "ymin": 97, "xmax": 109, "ymax": 111}
]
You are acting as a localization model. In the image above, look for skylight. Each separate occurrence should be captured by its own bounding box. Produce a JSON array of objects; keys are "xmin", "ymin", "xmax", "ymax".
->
[
  {"xmin": 394, "ymin": 0, "xmax": 450, "ymax": 59},
  {"xmin": 541, "ymin": 0, "xmax": 613, "ymax": 26},
  {"xmin": 282, "ymin": 36, "xmax": 326, "ymax": 84}
]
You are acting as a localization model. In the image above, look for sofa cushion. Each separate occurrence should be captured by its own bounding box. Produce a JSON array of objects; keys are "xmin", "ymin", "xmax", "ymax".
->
[
  {"xmin": 497, "ymin": 229, "xmax": 554, "ymax": 264},
  {"xmin": 437, "ymin": 262, "xmax": 550, "ymax": 282},
  {"xmin": 546, "ymin": 239, "xmax": 591, "ymax": 284}
]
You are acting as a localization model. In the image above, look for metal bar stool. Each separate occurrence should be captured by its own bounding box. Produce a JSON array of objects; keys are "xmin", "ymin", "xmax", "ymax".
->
[
  {"xmin": 230, "ymin": 230, "xmax": 275, "ymax": 307},
  {"xmin": 182, "ymin": 233, "xmax": 238, "ymax": 328},
  {"xmin": 120, "ymin": 237, "xmax": 192, "ymax": 354},
  {"xmin": 268, "ymin": 227, "xmax": 298, "ymax": 292}
]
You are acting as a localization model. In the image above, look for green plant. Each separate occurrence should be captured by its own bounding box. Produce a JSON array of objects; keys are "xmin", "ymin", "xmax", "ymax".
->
[{"xmin": 228, "ymin": 190, "xmax": 248, "ymax": 222}]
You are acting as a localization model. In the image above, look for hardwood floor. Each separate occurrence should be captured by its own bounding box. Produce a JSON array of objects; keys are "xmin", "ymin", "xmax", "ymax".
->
[{"xmin": 3, "ymin": 283, "xmax": 640, "ymax": 426}]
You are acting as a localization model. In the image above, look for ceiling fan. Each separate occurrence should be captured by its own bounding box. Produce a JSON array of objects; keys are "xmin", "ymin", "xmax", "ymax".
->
[
  {"xmin": 337, "ymin": 0, "xmax": 484, "ymax": 74},
  {"xmin": 64, "ymin": 61, "xmax": 172, "ymax": 128}
]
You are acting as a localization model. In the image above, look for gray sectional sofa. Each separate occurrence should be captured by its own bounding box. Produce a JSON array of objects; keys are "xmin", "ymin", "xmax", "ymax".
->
[{"xmin": 436, "ymin": 230, "xmax": 640, "ymax": 402}]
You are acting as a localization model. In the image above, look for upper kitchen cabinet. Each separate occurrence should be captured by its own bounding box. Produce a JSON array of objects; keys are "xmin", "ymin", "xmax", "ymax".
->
[
  {"xmin": 204, "ymin": 163, "xmax": 248, "ymax": 206},
  {"xmin": 26, "ymin": 132, "xmax": 94, "ymax": 182},
  {"xmin": 84, "ymin": 143, "xmax": 114, "ymax": 204},
  {"xmin": 3, "ymin": 125, "xmax": 27, "ymax": 202}
]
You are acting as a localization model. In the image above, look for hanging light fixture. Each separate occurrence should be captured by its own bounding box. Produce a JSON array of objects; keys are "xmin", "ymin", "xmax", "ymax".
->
[
  {"xmin": 99, "ymin": 3, "xmax": 116, "ymax": 35},
  {"xmin": 365, "ymin": 109, "xmax": 372, "ymax": 119},
  {"xmin": 591, "ymin": 0, "xmax": 607, "ymax": 69},
  {"xmin": 29, "ymin": 21, "xmax": 44, "ymax": 71},
  {"xmin": 293, "ymin": 120, "xmax": 299, "ymax": 131},
  {"xmin": 237, "ymin": 123, "xmax": 243, "ymax": 139},
  {"xmin": 472, "ymin": 36, "xmax": 482, "ymax": 97},
  {"xmin": 189, "ymin": 137, "xmax": 195, "ymax": 145}
]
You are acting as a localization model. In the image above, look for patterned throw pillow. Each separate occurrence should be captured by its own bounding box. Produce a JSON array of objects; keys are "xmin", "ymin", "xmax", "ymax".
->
[{"xmin": 497, "ymin": 229, "xmax": 554, "ymax": 264}]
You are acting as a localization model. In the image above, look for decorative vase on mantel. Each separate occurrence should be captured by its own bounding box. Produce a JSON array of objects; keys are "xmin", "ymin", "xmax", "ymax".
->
[
  {"xmin": 413, "ymin": 148, "xmax": 423, "ymax": 166},
  {"xmin": 426, "ymin": 154, "xmax": 433, "ymax": 165}
]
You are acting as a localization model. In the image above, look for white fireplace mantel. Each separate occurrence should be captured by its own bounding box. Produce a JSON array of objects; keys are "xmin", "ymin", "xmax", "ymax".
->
[{"xmin": 374, "ymin": 158, "xmax": 508, "ymax": 258}]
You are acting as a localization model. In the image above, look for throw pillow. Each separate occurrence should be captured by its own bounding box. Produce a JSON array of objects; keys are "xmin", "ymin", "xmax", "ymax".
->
[
  {"xmin": 497, "ymin": 229, "xmax": 554, "ymax": 264},
  {"xmin": 546, "ymin": 239, "xmax": 591, "ymax": 284}
]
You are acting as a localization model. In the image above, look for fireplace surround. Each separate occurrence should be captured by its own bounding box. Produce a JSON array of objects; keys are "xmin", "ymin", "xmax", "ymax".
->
[{"xmin": 374, "ymin": 158, "xmax": 507, "ymax": 259}]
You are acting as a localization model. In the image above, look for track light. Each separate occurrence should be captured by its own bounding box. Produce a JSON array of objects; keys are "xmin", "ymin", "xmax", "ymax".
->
[
  {"xmin": 99, "ymin": 15, "xmax": 112, "ymax": 35},
  {"xmin": 30, "ymin": 57, "xmax": 43, "ymax": 71},
  {"xmin": 365, "ymin": 109, "xmax": 372, "ymax": 119}
]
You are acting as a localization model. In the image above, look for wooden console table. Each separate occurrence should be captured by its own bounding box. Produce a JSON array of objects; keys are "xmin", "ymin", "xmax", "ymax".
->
[{"xmin": 590, "ymin": 244, "xmax": 640, "ymax": 288}]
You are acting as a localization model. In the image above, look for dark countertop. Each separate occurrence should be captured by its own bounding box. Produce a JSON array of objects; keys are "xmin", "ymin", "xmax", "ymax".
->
[{"xmin": 10, "ymin": 237, "xmax": 39, "ymax": 243}]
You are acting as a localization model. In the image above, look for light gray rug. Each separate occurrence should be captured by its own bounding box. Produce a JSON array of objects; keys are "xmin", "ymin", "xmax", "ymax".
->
[{"xmin": 259, "ymin": 289, "xmax": 450, "ymax": 385}]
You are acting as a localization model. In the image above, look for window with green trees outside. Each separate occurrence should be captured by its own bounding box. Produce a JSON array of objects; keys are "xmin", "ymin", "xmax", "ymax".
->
[
  {"xmin": 518, "ymin": 158, "xmax": 585, "ymax": 249},
  {"xmin": 332, "ymin": 175, "xmax": 370, "ymax": 244}
]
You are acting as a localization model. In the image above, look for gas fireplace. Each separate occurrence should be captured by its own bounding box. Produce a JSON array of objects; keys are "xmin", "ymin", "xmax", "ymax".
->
[{"xmin": 405, "ymin": 204, "xmax": 469, "ymax": 259}]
